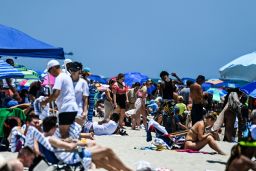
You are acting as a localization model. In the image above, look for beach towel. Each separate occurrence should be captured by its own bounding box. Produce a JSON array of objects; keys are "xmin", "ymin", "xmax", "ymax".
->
[{"xmin": 175, "ymin": 149, "xmax": 217, "ymax": 155}]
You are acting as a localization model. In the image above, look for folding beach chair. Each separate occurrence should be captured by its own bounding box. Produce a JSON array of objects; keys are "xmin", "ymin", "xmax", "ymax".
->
[{"xmin": 38, "ymin": 142, "xmax": 83, "ymax": 171}]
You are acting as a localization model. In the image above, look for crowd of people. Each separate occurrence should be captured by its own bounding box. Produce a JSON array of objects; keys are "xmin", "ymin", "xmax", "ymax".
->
[{"xmin": 0, "ymin": 58, "xmax": 256, "ymax": 170}]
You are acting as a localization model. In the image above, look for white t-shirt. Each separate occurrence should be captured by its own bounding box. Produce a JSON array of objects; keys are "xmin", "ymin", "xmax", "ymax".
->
[
  {"xmin": 73, "ymin": 78, "xmax": 89, "ymax": 116},
  {"xmin": 53, "ymin": 73, "xmax": 78, "ymax": 113},
  {"xmin": 93, "ymin": 120, "xmax": 118, "ymax": 135}
]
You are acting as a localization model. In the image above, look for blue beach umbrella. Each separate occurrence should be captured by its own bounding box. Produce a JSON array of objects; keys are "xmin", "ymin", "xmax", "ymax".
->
[
  {"xmin": 206, "ymin": 88, "xmax": 227, "ymax": 102},
  {"xmin": 240, "ymin": 82, "xmax": 256, "ymax": 98},
  {"xmin": 181, "ymin": 77, "xmax": 195, "ymax": 85},
  {"xmin": 215, "ymin": 81, "xmax": 241, "ymax": 88},
  {"xmin": 202, "ymin": 82, "xmax": 213, "ymax": 91},
  {"xmin": 87, "ymin": 74, "xmax": 107, "ymax": 84},
  {"xmin": 124, "ymin": 72, "xmax": 149, "ymax": 87},
  {"xmin": 0, "ymin": 60, "xmax": 24, "ymax": 79}
]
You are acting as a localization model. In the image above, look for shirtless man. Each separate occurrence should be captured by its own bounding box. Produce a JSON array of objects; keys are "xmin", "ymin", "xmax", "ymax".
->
[
  {"xmin": 184, "ymin": 114, "xmax": 225, "ymax": 155},
  {"xmin": 190, "ymin": 75, "xmax": 205, "ymax": 125},
  {"xmin": 226, "ymin": 143, "xmax": 256, "ymax": 171}
]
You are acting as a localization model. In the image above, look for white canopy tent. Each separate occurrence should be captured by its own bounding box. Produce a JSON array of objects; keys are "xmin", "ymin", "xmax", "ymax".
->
[{"xmin": 219, "ymin": 52, "xmax": 256, "ymax": 82}]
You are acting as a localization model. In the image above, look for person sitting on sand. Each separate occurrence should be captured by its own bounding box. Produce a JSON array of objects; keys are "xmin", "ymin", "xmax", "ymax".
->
[
  {"xmin": 162, "ymin": 100, "xmax": 187, "ymax": 134},
  {"xmin": 42, "ymin": 116, "xmax": 132, "ymax": 171},
  {"xmin": 184, "ymin": 113, "xmax": 226, "ymax": 155}
]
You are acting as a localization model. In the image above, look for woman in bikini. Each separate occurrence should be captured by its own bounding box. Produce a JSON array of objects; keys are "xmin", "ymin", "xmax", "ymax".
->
[{"xmin": 184, "ymin": 113, "xmax": 226, "ymax": 155}]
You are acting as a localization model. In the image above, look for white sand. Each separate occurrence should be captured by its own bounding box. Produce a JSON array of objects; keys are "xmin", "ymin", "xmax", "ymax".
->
[
  {"xmin": 0, "ymin": 127, "xmax": 234, "ymax": 171},
  {"xmin": 93, "ymin": 128, "xmax": 233, "ymax": 171}
]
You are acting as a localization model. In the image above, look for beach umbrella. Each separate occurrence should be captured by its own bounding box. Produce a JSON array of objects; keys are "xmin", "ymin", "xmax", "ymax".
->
[
  {"xmin": 219, "ymin": 52, "xmax": 256, "ymax": 82},
  {"xmin": 181, "ymin": 77, "xmax": 195, "ymax": 85},
  {"xmin": 206, "ymin": 79, "xmax": 223, "ymax": 85},
  {"xmin": 16, "ymin": 79, "xmax": 39, "ymax": 91},
  {"xmin": 215, "ymin": 81, "xmax": 241, "ymax": 88},
  {"xmin": 0, "ymin": 60, "xmax": 24, "ymax": 79},
  {"xmin": 14, "ymin": 64, "xmax": 28, "ymax": 71},
  {"xmin": 124, "ymin": 72, "xmax": 149, "ymax": 87},
  {"xmin": 19, "ymin": 79, "xmax": 38, "ymax": 87},
  {"xmin": 87, "ymin": 75, "xmax": 107, "ymax": 84},
  {"xmin": 202, "ymin": 82, "xmax": 213, "ymax": 91},
  {"xmin": 240, "ymin": 82, "xmax": 256, "ymax": 98},
  {"xmin": 206, "ymin": 88, "xmax": 227, "ymax": 102},
  {"xmin": 22, "ymin": 70, "xmax": 39, "ymax": 79}
]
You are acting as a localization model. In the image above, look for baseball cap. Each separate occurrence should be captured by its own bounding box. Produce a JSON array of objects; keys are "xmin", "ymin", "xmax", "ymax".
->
[
  {"xmin": 70, "ymin": 62, "xmax": 82, "ymax": 72},
  {"xmin": 62, "ymin": 58, "xmax": 72, "ymax": 67},
  {"xmin": 46, "ymin": 60, "xmax": 60, "ymax": 72},
  {"xmin": 83, "ymin": 67, "xmax": 91, "ymax": 75}
]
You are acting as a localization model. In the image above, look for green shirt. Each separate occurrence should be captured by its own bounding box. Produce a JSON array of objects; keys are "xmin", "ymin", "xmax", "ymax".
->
[{"xmin": 175, "ymin": 103, "xmax": 187, "ymax": 115}]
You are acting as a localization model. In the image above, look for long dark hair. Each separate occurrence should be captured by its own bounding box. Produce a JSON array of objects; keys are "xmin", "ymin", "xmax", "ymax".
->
[
  {"xmin": 225, "ymin": 144, "xmax": 241, "ymax": 171},
  {"xmin": 29, "ymin": 81, "xmax": 43, "ymax": 98}
]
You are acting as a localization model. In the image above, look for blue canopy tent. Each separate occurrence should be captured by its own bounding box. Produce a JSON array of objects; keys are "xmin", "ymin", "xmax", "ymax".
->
[
  {"xmin": 0, "ymin": 24, "xmax": 64, "ymax": 59},
  {"xmin": 0, "ymin": 60, "xmax": 24, "ymax": 79}
]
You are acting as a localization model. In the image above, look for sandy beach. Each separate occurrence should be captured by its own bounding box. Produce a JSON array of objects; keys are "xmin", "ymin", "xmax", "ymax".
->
[{"xmin": 1, "ymin": 126, "xmax": 234, "ymax": 171}]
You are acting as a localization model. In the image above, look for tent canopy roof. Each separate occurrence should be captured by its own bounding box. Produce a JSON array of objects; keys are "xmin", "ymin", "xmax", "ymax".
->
[{"xmin": 0, "ymin": 24, "xmax": 64, "ymax": 59}]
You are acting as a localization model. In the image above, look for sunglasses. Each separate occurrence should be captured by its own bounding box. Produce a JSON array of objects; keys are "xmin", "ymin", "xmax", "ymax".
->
[{"xmin": 69, "ymin": 68, "xmax": 80, "ymax": 72}]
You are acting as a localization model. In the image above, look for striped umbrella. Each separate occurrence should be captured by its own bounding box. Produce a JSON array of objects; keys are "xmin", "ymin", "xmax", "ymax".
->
[
  {"xmin": 22, "ymin": 70, "xmax": 39, "ymax": 79},
  {"xmin": 0, "ymin": 60, "xmax": 24, "ymax": 79}
]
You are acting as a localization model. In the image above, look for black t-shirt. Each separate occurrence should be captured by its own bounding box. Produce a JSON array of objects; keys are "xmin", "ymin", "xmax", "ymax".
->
[{"xmin": 161, "ymin": 80, "xmax": 175, "ymax": 100}]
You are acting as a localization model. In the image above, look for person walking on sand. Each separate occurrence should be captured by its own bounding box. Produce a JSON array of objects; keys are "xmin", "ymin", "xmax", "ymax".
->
[
  {"xmin": 103, "ymin": 79, "xmax": 115, "ymax": 121},
  {"xmin": 190, "ymin": 75, "xmax": 205, "ymax": 125},
  {"xmin": 113, "ymin": 73, "xmax": 129, "ymax": 128},
  {"xmin": 41, "ymin": 60, "xmax": 78, "ymax": 139},
  {"xmin": 70, "ymin": 62, "xmax": 89, "ymax": 126}
]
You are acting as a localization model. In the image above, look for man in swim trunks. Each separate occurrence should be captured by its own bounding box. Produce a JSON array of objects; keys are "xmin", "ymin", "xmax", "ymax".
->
[{"xmin": 190, "ymin": 75, "xmax": 205, "ymax": 125}]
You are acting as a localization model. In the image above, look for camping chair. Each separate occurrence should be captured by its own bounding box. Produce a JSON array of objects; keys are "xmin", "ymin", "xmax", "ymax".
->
[{"xmin": 38, "ymin": 142, "xmax": 83, "ymax": 171}]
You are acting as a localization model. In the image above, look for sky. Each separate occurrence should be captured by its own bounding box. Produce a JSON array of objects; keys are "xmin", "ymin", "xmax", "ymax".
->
[{"xmin": 1, "ymin": 1, "xmax": 256, "ymax": 79}]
